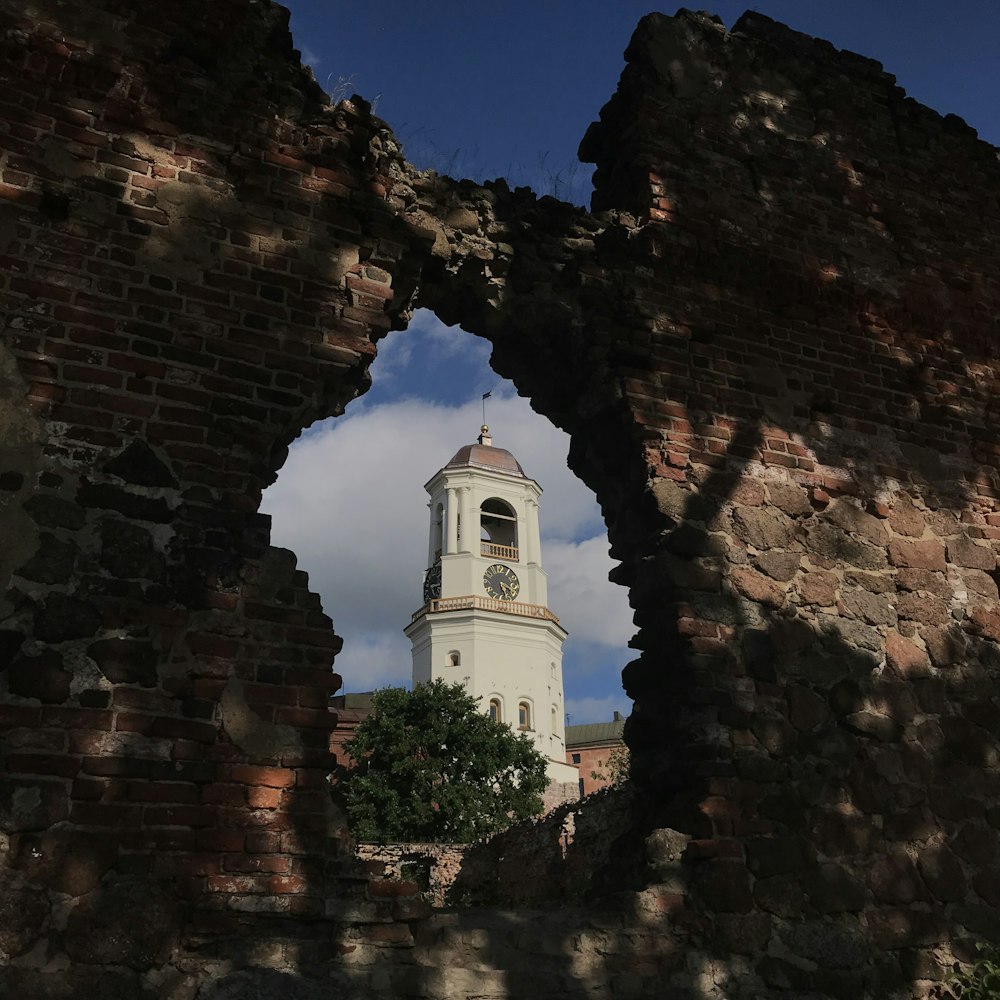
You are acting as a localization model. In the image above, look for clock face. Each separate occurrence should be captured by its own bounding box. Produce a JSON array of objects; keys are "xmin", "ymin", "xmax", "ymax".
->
[
  {"xmin": 483, "ymin": 563, "xmax": 520, "ymax": 601},
  {"xmin": 423, "ymin": 561, "xmax": 441, "ymax": 602}
]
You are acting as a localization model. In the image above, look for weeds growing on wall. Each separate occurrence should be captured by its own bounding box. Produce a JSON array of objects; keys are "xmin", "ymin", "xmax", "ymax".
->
[{"xmin": 939, "ymin": 945, "xmax": 1000, "ymax": 1000}]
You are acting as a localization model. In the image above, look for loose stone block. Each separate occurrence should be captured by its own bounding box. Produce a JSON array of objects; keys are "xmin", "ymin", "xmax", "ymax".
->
[
  {"xmin": 731, "ymin": 507, "xmax": 796, "ymax": 550},
  {"xmin": 823, "ymin": 500, "xmax": 889, "ymax": 546},
  {"xmin": 888, "ymin": 539, "xmax": 947, "ymax": 571},
  {"xmin": 947, "ymin": 535, "xmax": 996, "ymax": 570},
  {"xmin": 917, "ymin": 845, "xmax": 967, "ymax": 903},
  {"xmin": 888, "ymin": 499, "xmax": 926, "ymax": 538},
  {"xmin": 885, "ymin": 632, "xmax": 932, "ymax": 679},
  {"xmin": 691, "ymin": 859, "xmax": 753, "ymax": 913},
  {"xmin": 797, "ymin": 570, "xmax": 838, "ymax": 606}
]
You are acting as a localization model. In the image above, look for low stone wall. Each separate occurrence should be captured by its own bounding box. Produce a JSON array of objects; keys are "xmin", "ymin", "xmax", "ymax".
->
[
  {"xmin": 355, "ymin": 841, "xmax": 468, "ymax": 908},
  {"xmin": 355, "ymin": 785, "xmax": 637, "ymax": 912}
]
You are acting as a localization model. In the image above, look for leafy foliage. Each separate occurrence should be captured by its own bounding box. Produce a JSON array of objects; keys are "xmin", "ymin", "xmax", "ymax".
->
[
  {"xmin": 589, "ymin": 744, "xmax": 630, "ymax": 787},
  {"xmin": 940, "ymin": 944, "xmax": 1000, "ymax": 1000},
  {"xmin": 341, "ymin": 680, "xmax": 549, "ymax": 843}
]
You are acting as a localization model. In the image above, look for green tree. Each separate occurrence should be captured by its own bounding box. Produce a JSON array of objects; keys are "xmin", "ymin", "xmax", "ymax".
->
[{"xmin": 340, "ymin": 679, "xmax": 549, "ymax": 843}]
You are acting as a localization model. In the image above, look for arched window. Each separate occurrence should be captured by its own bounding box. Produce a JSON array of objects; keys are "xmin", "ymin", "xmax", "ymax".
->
[
  {"xmin": 551, "ymin": 705, "xmax": 558, "ymax": 735},
  {"xmin": 447, "ymin": 650, "xmax": 460, "ymax": 667},
  {"xmin": 480, "ymin": 497, "xmax": 518, "ymax": 559},
  {"xmin": 489, "ymin": 698, "xmax": 502, "ymax": 723},
  {"xmin": 518, "ymin": 701, "xmax": 531, "ymax": 731}
]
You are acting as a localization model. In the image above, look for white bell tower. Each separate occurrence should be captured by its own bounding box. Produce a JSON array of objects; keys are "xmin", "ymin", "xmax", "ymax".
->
[{"xmin": 404, "ymin": 425, "xmax": 579, "ymax": 790}]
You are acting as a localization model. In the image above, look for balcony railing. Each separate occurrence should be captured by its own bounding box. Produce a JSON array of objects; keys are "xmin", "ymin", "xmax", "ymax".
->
[
  {"xmin": 414, "ymin": 595, "xmax": 560, "ymax": 624},
  {"xmin": 481, "ymin": 542, "xmax": 519, "ymax": 561}
]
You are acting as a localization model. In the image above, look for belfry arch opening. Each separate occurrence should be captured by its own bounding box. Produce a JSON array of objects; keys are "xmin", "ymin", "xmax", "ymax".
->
[
  {"xmin": 260, "ymin": 307, "xmax": 634, "ymax": 764},
  {"xmin": 480, "ymin": 497, "xmax": 518, "ymax": 557}
]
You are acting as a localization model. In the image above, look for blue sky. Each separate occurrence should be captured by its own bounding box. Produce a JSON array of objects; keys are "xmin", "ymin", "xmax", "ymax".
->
[
  {"xmin": 263, "ymin": 3, "xmax": 999, "ymax": 724},
  {"xmin": 282, "ymin": 1, "xmax": 999, "ymax": 201}
]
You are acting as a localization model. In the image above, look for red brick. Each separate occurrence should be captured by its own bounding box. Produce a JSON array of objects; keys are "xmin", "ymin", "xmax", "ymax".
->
[
  {"xmin": 222, "ymin": 854, "xmax": 290, "ymax": 874},
  {"xmin": 114, "ymin": 690, "xmax": 171, "ymax": 715},
  {"xmin": 149, "ymin": 717, "xmax": 217, "ymax": 743},
  {"xmin": 42, "ymin": 708, "xmax": 113, "ymax": 730},
  {"xmin": 365, "ymin": 923, "xmax": 413, "ymax": 944},
  {"xmin": 126, "ymin": 781, "xmax": 200, "ymax": 804},
  {"xmin": 267, "ymin": 875, "xmax": 307, "ymax": 894},
  {"xmin": 5, "ymin": 753, "xmax": 80, "ymax": 778},
  {"xmin": 368, "ymin": 879, "xmax": 419, "ymax": 899},
  {"xmin": 245, "ymin": 832, "xmax": 282, "ymax": 853},
  {"xmin": 70, "ymin": 802, "xmax": 142, "ymax": 827},
  {"xmin": 185, "ymin": 632, "xmax": 241, "ymax": 657},
  {"xmin": 206, "ymin": 874, "xmax": 266, "ymax": 894},
  {"xmin": 72, "ymin": 777, "xmax": 106, "ymax": 801},
  {"xmin": 196, "ymin": 829, "xmax": 245, "ymax": 852},
  {"xmin": 229, "ymin": 765, "xmax": 295, "ymax": 788},
  {"xmin": 144, "ymin": 805, "xmax": 217, "ymax": 827},
  {"xmin": 201, "ymin": 784, "xmax": 247, "ymax": 807},
  {"xmin": 0, "ymin": 706, "xmax": 42, "ymax": 728},
  {"xmin": 246, "ymin": 786, "xmax": 282, "ymax": 809}
]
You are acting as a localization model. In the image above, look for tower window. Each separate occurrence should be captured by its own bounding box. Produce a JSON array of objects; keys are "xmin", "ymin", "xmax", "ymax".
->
[
  {"xmin": 518, "ymin": 701, "xmax": 531, "ymax": 730},
  {"xmin": 489, "ymin": 698, "xmax": 501, "ymax": 723},
  {"xmin": 447, "ymin": 650, "xmax": 461, "ymax": 667}
]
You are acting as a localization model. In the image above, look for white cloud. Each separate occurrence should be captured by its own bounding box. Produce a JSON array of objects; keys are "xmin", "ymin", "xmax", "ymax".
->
[
  {"xmin": 330, "ymin": 632, "xmax": 411, "ymax": 691},
  {"xmin": 261, "ymin": 319, "xmax": 631, "ymax": 710},
  {"xmin": 544, "ymin": 536, "xmax": 633, "ymax": 648},
  {"xmin": 299, "ymin": 46, "xmax": 321, "ymax": 70}
]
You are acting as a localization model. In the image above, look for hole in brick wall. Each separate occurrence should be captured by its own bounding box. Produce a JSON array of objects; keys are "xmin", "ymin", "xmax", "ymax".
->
[{"xmin": 260, "ymin": 308, "xmax": 633, "ymax": 728}]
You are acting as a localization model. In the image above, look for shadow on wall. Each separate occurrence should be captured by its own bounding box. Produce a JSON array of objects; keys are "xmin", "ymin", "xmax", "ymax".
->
[
  {"xmin": 341, "ymin": 415, "xmax": 999, "ymax": 998},
  {"xmin": 0, "ymin": 1, "xmax": 397, "ymax": 995}
]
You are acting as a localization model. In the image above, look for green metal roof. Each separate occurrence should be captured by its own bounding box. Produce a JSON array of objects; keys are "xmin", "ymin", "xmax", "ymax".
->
[
  {"xmin": 339, "ymin": 691, "xmax": 375, "ymax": 710},
  {"xmin": 565, "ymin": 718, "xmax": 625, "ymax": 749}
]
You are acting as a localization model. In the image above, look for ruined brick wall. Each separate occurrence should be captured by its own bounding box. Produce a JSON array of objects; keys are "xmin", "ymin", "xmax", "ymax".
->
[
  {"xmin": 2, "ymin": 2, "xmax": 1000, "ymax": 998},
  {"xmin": 0, "ymin": 0, "xmax": 436, "ymax": 981}
]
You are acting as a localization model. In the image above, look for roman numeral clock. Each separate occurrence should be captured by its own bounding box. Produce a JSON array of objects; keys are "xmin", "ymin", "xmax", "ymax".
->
[{"xmin": 404, "ymin": 425, "xmax": 579, "ymax": 791}]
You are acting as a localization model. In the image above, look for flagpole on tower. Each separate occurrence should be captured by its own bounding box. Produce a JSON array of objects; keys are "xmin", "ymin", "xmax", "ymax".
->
[{"xmin": 479, "ymin": 390, "xmax": 494, "ymax": 446}]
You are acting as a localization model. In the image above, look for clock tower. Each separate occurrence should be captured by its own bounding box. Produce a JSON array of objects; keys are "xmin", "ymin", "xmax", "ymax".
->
[{"xmin": 404, "ymin": 425, "xmax": 579, "ymax": 792}]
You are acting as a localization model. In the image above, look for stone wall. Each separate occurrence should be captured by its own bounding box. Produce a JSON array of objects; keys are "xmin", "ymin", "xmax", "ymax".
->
[
  {"xmin": 355, "ymin": 842, "xmax": 468, "ymax": 909},
  {"xmin": 1, "ymin": 2, "xmax": 999, "ymax": 997},
  {"xmin": 355, "ymin": 785, "xmax": 635, "ymax": 911}
]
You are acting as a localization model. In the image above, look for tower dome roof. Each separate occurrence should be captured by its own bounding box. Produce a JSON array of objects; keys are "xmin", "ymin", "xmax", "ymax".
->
[
  {"xmin": 445, "ymin": 426, "xmax": 526, "ymax": 477},
  {"xmin": 445, "ymin": 444, "xmax": 525, "ymax": 477}
]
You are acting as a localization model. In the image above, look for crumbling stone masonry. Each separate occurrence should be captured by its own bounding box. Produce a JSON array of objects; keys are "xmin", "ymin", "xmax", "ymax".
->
[{"xmin": 1, "ymin": 2, "xmax": 999, "ymax": 997}]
